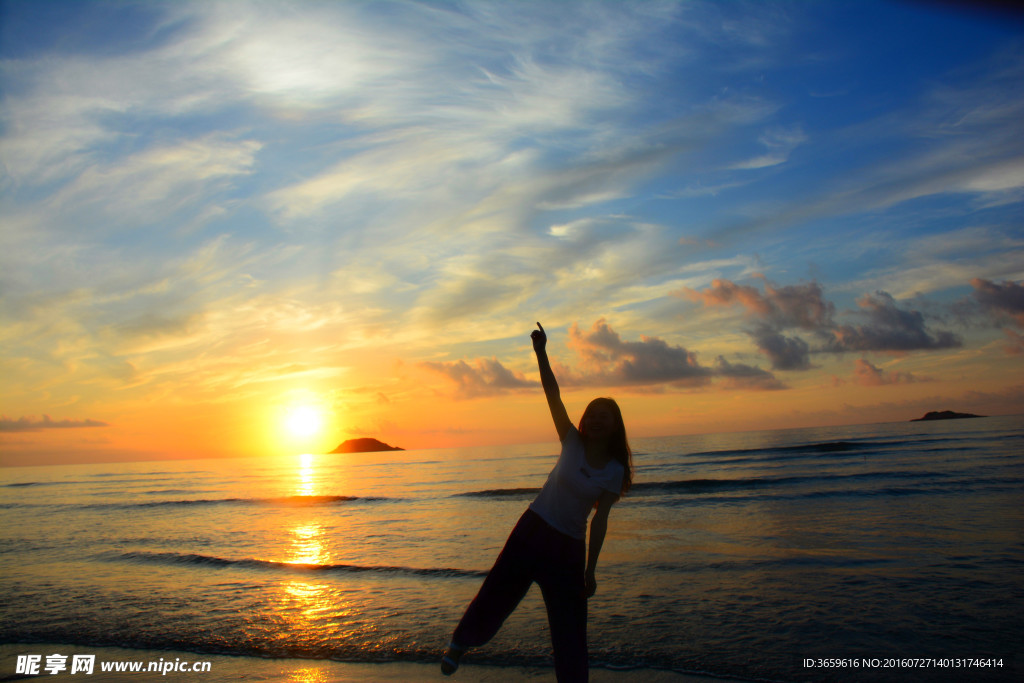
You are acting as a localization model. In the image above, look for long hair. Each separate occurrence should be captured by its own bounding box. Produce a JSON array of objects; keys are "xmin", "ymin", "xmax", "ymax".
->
[{"xmin": 578, "ymin": 397, "xmax": 633, "ymax": 496}]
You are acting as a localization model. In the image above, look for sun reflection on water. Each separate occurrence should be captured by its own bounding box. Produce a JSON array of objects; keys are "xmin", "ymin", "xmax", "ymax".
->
[
  {"xmin": 281, "ymin": 578, "xmax": 334, "ymax": 627},
  {"xmin": 288, "ymin": 523, "xmax": 330, "ymax": 566},
  {"xmin": 287, "ymin": 667, "xmax": 330, "ymax": 683},
  {"xmin": 295, "ymin": 453, "xmax": 316, "ymax": 497},
  {"xmin": 271, "ymin": 453, "xmax": 356, "ymax": 647},
  {"xmin": 273, "ymin": 525, "xmax": 345, "ymax": 647}
]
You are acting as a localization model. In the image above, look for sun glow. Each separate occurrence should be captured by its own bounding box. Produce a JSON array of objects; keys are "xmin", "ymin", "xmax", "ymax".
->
[
  {"xmin": 270, "ymin": 401, "xmax": 333, "ymax": 455},
  {"xmin": 286, "ymin": 406, "xmax": 324, "ymax": 439}
]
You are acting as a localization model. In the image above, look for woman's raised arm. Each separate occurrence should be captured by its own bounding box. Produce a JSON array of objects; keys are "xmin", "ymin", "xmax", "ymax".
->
[{"xmin": 532, "ymin": 322, "xmax": 572, "ymax": 441}]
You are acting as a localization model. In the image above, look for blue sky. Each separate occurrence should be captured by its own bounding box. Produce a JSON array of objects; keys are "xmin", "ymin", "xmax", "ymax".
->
[{"xmin": 1, "ymin": 0, "xmax": 1022, "ymax": 464}]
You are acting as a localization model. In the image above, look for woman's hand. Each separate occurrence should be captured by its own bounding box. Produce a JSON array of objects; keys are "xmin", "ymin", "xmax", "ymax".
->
[
  {"xmin": 584, "ymin": 570, "xmax": 597, "ymax": 598},
  {"xmin": 531, "ymin": 322, "xmax": 547, "ymax": 353}
]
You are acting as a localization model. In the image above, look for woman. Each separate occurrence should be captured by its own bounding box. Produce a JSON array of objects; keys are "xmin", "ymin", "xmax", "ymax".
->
[{"xmin": 441, "ymin": 322, "xmax": 633, "ymax": 682}]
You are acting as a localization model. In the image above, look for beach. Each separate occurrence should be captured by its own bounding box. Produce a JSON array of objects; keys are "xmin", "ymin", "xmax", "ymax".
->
[{"xmin": 0, "ymin": 644, "xmax": 744, "ymax": 682}]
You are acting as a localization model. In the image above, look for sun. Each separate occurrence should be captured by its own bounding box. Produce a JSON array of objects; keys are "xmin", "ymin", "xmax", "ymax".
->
[{"xmin": 285, "ymin": 405, "xmax": 324, "ymax": 440}]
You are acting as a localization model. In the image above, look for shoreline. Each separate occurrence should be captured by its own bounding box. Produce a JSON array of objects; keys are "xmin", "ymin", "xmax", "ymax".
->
[{"xmin": 0, "ymin": 644, "xmax": 747, "ymax": 682}]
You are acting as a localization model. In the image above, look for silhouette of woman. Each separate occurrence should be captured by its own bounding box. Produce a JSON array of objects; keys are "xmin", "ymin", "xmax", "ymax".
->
[{"xmin": 441, "ymin": 322, "xmax": 633, "ymax": 682}]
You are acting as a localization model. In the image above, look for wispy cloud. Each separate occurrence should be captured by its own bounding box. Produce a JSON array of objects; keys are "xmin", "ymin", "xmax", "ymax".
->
[
  {"xmin": 728, "ymin": 125, "xmax": 807, "ymax": 170},
  {"xmin": 841, "ymin": 226, "xmax": 1024, "ymax": 299},
  {"xmin": 705, "ymin": 48, "xmax": 1024, "ymax": 243}
]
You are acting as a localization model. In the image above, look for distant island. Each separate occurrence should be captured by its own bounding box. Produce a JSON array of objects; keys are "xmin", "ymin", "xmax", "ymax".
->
[
  {"xmin": 329, "ymin": 438, "xmax": 404, "ymax": 453},
  {"xmin": 911, "ymin": 410, "xmax": 984, "ymax": 422}
]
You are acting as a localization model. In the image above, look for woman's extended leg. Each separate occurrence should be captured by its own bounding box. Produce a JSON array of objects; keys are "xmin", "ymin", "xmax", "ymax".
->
[{"xmin": 449, "ymin": 511, "xmax": 538, "ymax": 650}]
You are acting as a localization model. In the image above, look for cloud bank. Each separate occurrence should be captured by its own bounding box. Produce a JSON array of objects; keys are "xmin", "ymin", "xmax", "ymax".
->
[
  {"xmin": 424, "ymin": 319, "xmax": 788, "ymax": 398},
  {"xmin": 847, "ymin": 359, "xmax": 927, "ymax": 387},
  {"xmin": 566, "ymin": 319, "xmax": 711, "ymax": 388},
  {"xmin": 1, "ymin": 415, "xmax": 109, "ymax": 432},
  {"xmin": 972, "ymin": 278, "xmax": 1024, "ymax": 325},
  {"xmin": 970, "ymin": 278, "xmax": 1024, "ymax": 354},
  {"xmin": 680, "ymin": 278, "xmax": 962, "ymax": 369},
  {"xmin": 420, "ymin": 358, "xmax": 538, "ymax": 400}
]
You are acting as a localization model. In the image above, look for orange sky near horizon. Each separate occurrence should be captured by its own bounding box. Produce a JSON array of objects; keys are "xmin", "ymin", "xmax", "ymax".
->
[{"xmin": 2, "ymin": 327, "xmax": 1020, "ymax": 468}]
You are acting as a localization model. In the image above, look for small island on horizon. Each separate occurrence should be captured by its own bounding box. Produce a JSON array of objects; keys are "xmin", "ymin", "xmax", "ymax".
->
[
  {"xmin": 911, "ymin": 410, "xmax": 984, "ymax": 422},
  {"xmin": 329, "ymin": 438, "xmax": 405, "ymax": 453}
]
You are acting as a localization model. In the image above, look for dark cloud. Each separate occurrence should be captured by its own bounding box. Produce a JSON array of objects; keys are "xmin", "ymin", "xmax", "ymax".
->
[
  {"xmin": 420, "ymin": 358, "xmax": 538, "ymax": 399},
  {"xmin": 764, "ymin": 281, "xmax": 834, "ymax": 329},
  {"xmin": 971, "ymin": 278, "xmax": 1024, "ymax": 326},
  {"xmin": 567, "ymin": 319, "xmax": 712, "ymax": 387},
  {"xmin": 751, "ymin": 325, "xmax": 813, "ymax": 370},
  {"xmin": 959, "ymin": 278, "xmax": 1024, "ymax": 354},
  {"xmin": 825, "ymin": 291, "xmax": 961, "ymax": 353},
  {"xmin": 680, "ymin": 277, "xmax": 834, "ymax": 330},
  {"xmin": 713, "ymin": 356, "xmax": 786, "ymax": 390},
  {"xmin": 0, "ymin": 415, "xmax": 109, "ymax": 432},
  {"xmin": 679, "ymin": 277, "xmax": 828, "ymax": 369},
  {"xmin": 422, "ymin": 319, "xmax": 786, "ymax": 395},
  {"xmin": 683, "ymin": 278, "xmax": 961, "ymax": 367}
]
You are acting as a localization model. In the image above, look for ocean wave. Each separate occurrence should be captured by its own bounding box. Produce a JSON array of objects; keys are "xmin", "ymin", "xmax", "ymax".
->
[
  {"xmin": 685, "ymin": 434, "xmax": 997, "ymax": 464},
  {"xmin": 450, "ymin": 470, "xmax": 968, "ymax": 500},
  {"xmin": 688, "ymin": 439, "xmax": 882, "ymax": 461},
  {"xmin": 453, "ymin": 487, "xmax": 541, "ymax": 498},
  {"xmin": 632, "ymin": 475, "xmax": 805, "ymax": 495},
  {"xmin": 631, "ymin": 469, "xmax": 959, "ymax": 496},
  {"xmin": 638, "ymin": 553, "xmax": 897, "ymax": 574},
  {"xmin": 2, "ymin": 480, "xmax": 85, "ymax": 488},
  {"xmin": 105, "ymin": 550, "xmax": 487, "ymax": 579},
  {"xmin": 85, "ymin": 471, "xmax": 203, "ymax": 477},
  {"xmin": 646, "ymin": 477, "xmax": 1024, "ymax": 507},
  {"xmin": 80, "ymin": 495, "xmax": 394, "ymax": 510}
]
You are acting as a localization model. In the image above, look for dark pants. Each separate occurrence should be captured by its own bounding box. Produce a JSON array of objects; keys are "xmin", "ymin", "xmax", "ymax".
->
[{"xmin": 452, "ymin": 509, "xmax": 588, "ymax": 682}]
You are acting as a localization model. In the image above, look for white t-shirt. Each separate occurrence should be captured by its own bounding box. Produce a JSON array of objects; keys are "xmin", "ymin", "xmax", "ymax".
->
[{"xmin": 529, "ymin": 426, "xmax": 624, "ymax": 539}]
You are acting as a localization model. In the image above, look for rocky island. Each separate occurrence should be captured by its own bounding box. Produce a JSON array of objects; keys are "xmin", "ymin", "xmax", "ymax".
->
[
  {"xmin": 329, "ymin": 438, "xmax": 404, "ymax": 453},
  {"xmin": 911, "ymin": 410, "xmax": 984, "ymax": 422}
]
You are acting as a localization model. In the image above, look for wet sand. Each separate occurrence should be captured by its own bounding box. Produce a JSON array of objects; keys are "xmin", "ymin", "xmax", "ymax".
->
[{"xmin": 0, "ymin": 644, "xmax": 747, "ymax": 682}]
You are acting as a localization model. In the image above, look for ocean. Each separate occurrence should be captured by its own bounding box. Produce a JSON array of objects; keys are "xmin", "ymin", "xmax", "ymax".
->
[{"xmin": 2, "ymin": 415, "xmax": 1022, "ymax": 682}]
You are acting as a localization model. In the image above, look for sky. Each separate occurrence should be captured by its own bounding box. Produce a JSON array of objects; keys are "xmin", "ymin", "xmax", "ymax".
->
[{"xmin": 1, "ymin": 0, "xmax": 1023, "ymax": 467}]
